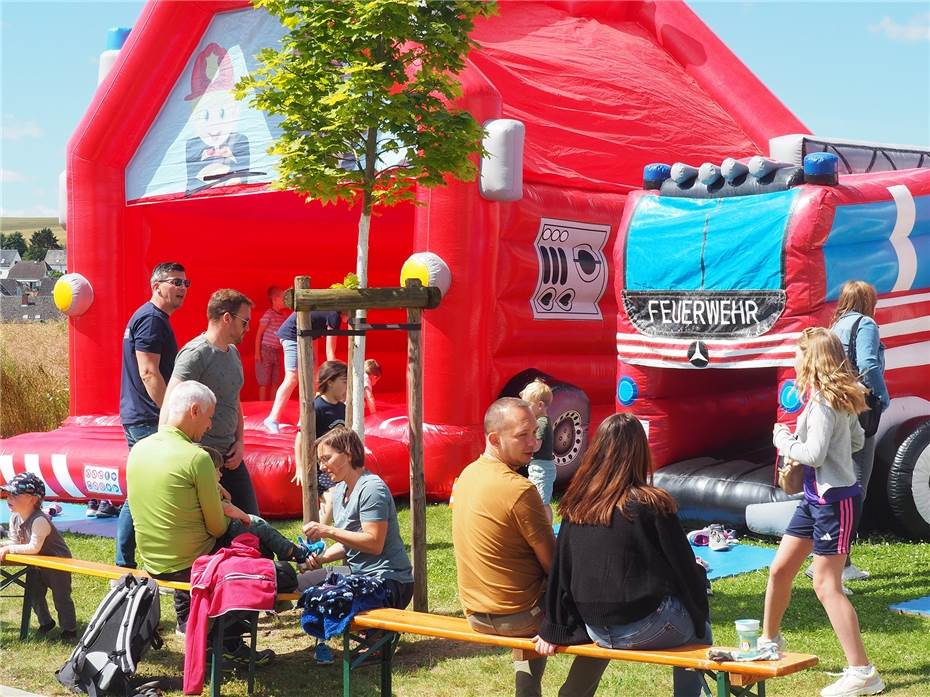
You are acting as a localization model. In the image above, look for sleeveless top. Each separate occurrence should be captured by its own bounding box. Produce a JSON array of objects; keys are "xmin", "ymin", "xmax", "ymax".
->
[{"xmin": 11, "ymin": 509, "xmax": 72, "ymax": 558}]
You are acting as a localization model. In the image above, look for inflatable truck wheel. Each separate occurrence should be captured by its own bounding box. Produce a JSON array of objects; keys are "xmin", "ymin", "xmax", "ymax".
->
[
  {"xmin": 887, "ymin": 420, "xmax": 930, "ymax": 541},
  {"xmin": 497, "ymin": 369, "xmax": 590, "ymax": 485}
]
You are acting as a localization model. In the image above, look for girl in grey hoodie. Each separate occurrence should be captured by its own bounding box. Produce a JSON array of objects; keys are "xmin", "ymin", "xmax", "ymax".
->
[{"xmin": 761, "ymin": 328, "xmax": 884, "ymax": 697}]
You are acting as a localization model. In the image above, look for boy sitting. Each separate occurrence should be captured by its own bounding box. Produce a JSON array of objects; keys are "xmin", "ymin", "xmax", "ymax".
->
[
  {"xmin": 0, "ymin": 472, "xmax": 78, "ymax": 639},
  {"xmin": 201, "ymin": 446, "xmax": 312, "ymax": 566}
]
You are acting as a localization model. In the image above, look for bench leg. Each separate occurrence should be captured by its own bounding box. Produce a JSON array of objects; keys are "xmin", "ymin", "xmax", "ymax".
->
[
  {"xmin": 380, "ymin": 633, "xmax": 394, "ymax": 697},
  {"xmin": 343, "ymin": 631, "xmax": 352, "ymax": 697},
  {"xmin": 247, "ymin": 612, "xmax": 258, "ymax": 696},
  {"xmin": 700, "ymin": 670, "xmax": 766, "ymax": 697},
  {"xmin": 19, "ymin": 568, "xmax": 34, "ymax": 640},
  {"xmin": 210, "ymin": 615, "xmax": 225, "ymax": 697}
]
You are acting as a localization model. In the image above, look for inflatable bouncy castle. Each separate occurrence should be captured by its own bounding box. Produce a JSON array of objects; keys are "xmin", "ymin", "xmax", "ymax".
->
[
  {"xmin": 617, "ymin": 135, "xmax": 930, "ymax": 539},
  {"xmin": 3, "ymin": 0, "xmax": 812, "ymax": 518}
]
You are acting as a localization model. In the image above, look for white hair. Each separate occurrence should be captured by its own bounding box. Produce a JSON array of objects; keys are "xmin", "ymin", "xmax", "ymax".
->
[{"xmin": 165, "ymin": 380, "xmax": 216, "ymax": 421}]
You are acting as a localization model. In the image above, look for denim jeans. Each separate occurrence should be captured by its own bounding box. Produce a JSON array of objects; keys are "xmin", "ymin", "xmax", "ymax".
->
[
  {"xmin": 586, "ymin": 596, "xmax": 712, "ymax": 697},
  {"xmin": 116, "ymin": 422, "xmax": 159, "ymax": 568}
]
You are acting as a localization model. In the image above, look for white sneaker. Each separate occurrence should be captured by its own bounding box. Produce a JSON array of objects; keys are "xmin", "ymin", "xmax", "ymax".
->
[
  {"xmin": 820, "ymin": 666, "xmax": 884, "ymax": 696},
  {"xmin": 806, "ymin": 565, "xmax": 853, "ymax": 594},
  {"xmin": 843, "ymin": 564, "xmax": 871, "ymax": 582},
  {"xmin": 708, "ymin": 529, "xmax": 730, "ymax": 552},
  {"xmin": 757, "ymin": 634, "xmax": 786, "ymax": 657}
]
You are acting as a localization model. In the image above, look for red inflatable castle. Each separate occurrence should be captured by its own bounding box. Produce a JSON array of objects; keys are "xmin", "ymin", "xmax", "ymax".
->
[{"xmin": 1, "ymin": 0, "xmax": 808, "ymax": 517}]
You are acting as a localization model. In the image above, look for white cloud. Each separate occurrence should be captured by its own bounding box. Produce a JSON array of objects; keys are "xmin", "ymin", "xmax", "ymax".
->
[
  {"xmin": 1, "ymin": 115, "xmax": 43, "ymax": 140},
  {"xmin": 0, "ymin": 169, "xmax": 28, "ymax": 183},
  {"xmin": 0, "ymin": 204, "xmax": 59, "ymax": 217},
  {"xmin": 869, "ymin": 13, "xmax": 930, "ymax": 42}
]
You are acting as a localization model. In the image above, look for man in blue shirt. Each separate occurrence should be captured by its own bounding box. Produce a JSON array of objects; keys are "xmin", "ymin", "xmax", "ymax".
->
[{"xmin": 112, "ymin": 262, "xmax": 189, "ymax": 568}]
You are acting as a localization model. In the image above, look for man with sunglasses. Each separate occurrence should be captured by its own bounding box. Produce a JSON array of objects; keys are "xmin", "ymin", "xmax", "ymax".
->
[
  {"xmin": 163, "ymin": 288, "xmax": 260, "ymax": 518},
  {"xmin": 114, "ymin": 262, "xmax": 189, "ymax": 568}
]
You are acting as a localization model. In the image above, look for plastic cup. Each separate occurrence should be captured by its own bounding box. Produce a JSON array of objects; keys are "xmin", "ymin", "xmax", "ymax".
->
[{"xmin": 735, "ymin": 619, "xmax": 760, "ymax": 655}]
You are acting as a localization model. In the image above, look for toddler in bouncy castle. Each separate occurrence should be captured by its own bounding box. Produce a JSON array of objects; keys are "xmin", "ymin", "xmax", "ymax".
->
[
  {"xmin": 520, "ymin": 378, "xmax": 556, "ymax": 523},
  {"xmin": 0, "ymin": 473, "xmax": 78, "ymax": 640}
]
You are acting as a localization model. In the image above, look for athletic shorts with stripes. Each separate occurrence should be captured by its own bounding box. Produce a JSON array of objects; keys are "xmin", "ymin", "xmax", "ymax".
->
[{"xmin": 784, "ymin": 495, "xmax": 861, "ymax": 556}]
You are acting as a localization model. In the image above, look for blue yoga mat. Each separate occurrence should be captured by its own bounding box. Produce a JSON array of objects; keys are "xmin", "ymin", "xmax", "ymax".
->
[
  {"xmin": 890, "ymin": 595, "xmax": 930, "ymax": 618},
  {"xmin": 690, "ymin": 543, "xmax": 777, "ymax": 580},
  {"xmin": 1, "ymin": 500, "xmax": 119, "ymax": 538},
  {"xmin": 554, "ymin": 524, "xmax": 776, "ymax": 580}
]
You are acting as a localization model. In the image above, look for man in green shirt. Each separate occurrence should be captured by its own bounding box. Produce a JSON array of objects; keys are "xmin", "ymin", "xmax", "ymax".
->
[{"xmin": 128, "ymin": 379, "xmax": 225, "ymax": 633}]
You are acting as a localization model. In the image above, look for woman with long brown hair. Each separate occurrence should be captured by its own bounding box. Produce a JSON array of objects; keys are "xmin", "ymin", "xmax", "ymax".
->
[
  {"xmin": 762, "ymin": 328, "xmax": 883, "ymax": 697},
  {"xmin": 533, "ymin": 413, "xmax": 710, "ymax": 697},
  {"xmin": 830, "ymin": 280, "xmax": 889, "ymax": 581}
]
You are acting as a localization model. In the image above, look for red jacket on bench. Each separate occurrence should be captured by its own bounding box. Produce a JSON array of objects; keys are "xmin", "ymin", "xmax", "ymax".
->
[{"xmin": 184, "ymin": 534, "xmax": 276, "ymax": 694}]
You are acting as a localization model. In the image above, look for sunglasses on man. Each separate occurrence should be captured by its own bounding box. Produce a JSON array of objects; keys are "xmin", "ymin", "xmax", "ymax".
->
[{"xmin": 158, "ymin": 278, "xmax": 192, "ymax": 288}]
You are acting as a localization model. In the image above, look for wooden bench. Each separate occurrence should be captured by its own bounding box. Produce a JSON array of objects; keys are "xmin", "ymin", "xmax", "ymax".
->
[
  {"xmin": 344, "ymin": 608, "xmax": 818, "ymax": 697},
  {"xmin": 1, "ymin": 553, "xmax": 300, "ymax": 697}
]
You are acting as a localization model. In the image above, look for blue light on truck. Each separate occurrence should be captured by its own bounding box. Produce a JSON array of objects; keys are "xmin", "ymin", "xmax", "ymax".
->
[
  {"xmin": 617, "ymin": 376, "xmax": 639, "ymax": 406},
  {"xmin": 779, "ymin": 380, "xmax": 804, "ymax": 413}
]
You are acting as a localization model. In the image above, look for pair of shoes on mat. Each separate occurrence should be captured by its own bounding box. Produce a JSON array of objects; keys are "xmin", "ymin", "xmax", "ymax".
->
[
  {"xmin": 820, "ymin": 666, "xmax": 884, "ymax": 696},
  {"xmin": 88, "ymin": 500, "xmax": 119, "ymax": 518},
  {"xmin": 688, "ymin": 524, "xmax": 737, "ymax": 551}
]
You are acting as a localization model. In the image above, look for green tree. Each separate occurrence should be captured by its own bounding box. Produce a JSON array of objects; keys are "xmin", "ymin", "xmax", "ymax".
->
[
  {"xmin": 238, "ymin": 0, "xmax": 495, "ymax": 436},
  {"xmin": 1, "ymin": 231, "xmax": 27, "ymax": 256},
  {"xmin": 24, "ymin": 227, "xmax": 62, "ymax": 261}
]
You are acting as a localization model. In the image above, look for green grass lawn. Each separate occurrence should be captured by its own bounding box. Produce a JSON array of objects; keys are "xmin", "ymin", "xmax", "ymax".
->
[{"xmin": 2, "ymin": 504, "xmax": 929, "ymax": 696}]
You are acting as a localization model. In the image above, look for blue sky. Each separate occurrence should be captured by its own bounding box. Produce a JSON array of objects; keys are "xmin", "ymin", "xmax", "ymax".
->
[{"xmin": 1, "ymin": 0, "xmax": 928, "ymax": 218}]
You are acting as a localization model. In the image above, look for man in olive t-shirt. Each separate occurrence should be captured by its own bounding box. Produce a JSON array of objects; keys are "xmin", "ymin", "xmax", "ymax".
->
[
  {"xmin": 451, "ymin": 398, "xmax": 606, "ymax": 697},
  {"xmin": 163, "ymin": 289, "xmax": 259, "ymax": 515}
]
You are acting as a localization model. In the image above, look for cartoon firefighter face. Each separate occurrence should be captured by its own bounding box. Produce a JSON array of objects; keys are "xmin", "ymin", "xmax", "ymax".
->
[{"xmin": 184, "ymin": 42, "xmax": 251, "ymax": 195}]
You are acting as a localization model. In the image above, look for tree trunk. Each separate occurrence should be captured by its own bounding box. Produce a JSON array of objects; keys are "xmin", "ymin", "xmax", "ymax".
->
[
  {"xmin": 351, "ymin": 126, "xmax": 378, "ymax": 442},
  {"xmin": 351, "ymin": 208, "xmax": 370, "ymax": 442}
]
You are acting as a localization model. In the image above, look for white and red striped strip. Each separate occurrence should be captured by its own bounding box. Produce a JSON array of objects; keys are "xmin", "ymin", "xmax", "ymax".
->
[{"xmin": 616, "ymin": 331, "xmax": 800, "ymax": 368}]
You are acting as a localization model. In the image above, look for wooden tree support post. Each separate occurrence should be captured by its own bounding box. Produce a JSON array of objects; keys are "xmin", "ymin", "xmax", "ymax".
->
[
  {"xmin": 287, "ymin": 278, "xmax": 440, "ymax": 601},
  {"xmin": 406, "ymin": 279, "xmax": 428, "ymax": 611},
  {"xmin": 295, "ymin": 276, "xmax": 319, "ymax": 524}
]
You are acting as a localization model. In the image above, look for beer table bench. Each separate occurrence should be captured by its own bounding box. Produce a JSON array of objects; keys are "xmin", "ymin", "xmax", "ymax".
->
[
  {"xmin": 345, "ymin": 608, "xmax": 819, "ymax": 697},
  {"xmin": 1, "ymin": 553, "xmax": 300, "ymax": 697}
]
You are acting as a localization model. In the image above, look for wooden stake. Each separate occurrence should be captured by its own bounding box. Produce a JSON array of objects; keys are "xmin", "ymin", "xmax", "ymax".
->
[
  {"xmin": 295, "ymin": 276, "xmax": 319, "ymax": 524},
  {"xmin": 406, "ymin": 279, "xmax": 428, "ymax": 611}
]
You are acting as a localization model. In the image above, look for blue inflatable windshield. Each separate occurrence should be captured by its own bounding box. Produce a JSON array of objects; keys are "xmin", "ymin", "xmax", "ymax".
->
[
  {"xmin": 824, "ymin": 194, "xmax": 930, "ymax": 299},
  {"xmin": 625, "ymin": 190, "xmax": 797, "ymax": 291}
]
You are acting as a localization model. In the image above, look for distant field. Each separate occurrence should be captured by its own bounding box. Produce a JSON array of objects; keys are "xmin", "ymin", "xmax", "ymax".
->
[{"xmin": 1, "ymin": 216, "xmax": 67, "ymax": 246}]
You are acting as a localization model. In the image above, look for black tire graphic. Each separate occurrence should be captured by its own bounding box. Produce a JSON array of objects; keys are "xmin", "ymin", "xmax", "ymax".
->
[
  {"xmin": 887, "ymin": 420, "xmax": 930, "ymax": 541},
  {"xmin": 497, "ymin": 369, "xmax": 590, "ymax": 484}
]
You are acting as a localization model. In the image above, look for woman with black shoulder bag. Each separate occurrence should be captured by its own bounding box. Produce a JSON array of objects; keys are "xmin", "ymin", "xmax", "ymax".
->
[{"xmin": 830, "ymin": 281, "xmax": 890, "ymax": 581}]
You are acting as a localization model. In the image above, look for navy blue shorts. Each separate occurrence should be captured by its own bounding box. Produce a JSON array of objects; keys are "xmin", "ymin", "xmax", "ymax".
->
[{"xmin": 784, "ymin": 496, "xmax": 861, "ymax": 556}]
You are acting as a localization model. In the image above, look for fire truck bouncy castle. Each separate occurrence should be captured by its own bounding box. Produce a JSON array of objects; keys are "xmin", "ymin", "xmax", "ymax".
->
[
  {"xmin": 1, "ymin": 0, "xmax": 828, "ymax": 518},
  {"xmin": 617, "ymin": 136, "xmax": 930, "ymax": 540}
]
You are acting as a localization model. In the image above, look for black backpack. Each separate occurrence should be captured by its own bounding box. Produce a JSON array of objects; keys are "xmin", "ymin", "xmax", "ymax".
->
[
  {"xmin": 57, "ymin": 574, "xmax": 163, "ymax": 697},
  {"xmin": 846, "ymin": 316, "xmax": 883, "ymax": 438}
]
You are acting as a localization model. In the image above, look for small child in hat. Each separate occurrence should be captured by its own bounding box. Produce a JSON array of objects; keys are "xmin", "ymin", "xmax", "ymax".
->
[{"xmin": 0, "ymin": 472, "xmax": 77, "ymax": 639}]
